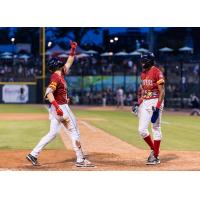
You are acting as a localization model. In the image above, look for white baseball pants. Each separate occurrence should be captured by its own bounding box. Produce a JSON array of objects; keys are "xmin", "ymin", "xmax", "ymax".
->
[
  {"xmin": 31, "ymin": 104, "xmax": 84, "ymax": 162},
  {"xmin": 138, "ymin": 98, "xmax": 163, "ymax": 140}
]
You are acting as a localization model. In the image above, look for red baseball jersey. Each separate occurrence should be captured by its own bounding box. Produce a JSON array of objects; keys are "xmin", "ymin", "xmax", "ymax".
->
[
  {"xmin": 48, "ymin": 72, "xmax": 68, "ymax": 104},
  {"xmin": 140, "ymin": 66, "xmax": 164, "ymax": 100}
]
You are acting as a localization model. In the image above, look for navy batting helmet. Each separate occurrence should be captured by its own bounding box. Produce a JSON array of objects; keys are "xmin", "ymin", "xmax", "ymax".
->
[
  {"xmin": 140, "ymin": 52, "xmax": 155, "ymax": 69},
  {"xmin": 47, "ymin": 57, "xmax": 65, "ymax": 73}
]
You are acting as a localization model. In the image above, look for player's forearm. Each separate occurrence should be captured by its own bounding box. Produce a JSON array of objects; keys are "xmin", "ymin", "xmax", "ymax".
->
[
  {"xmin": 47, "ymin": 92, "xmax": 55, "ymax": 103},
  {"xmin": 158, "ymin": 89, "xmax": 165, "ymax": 103},
  {"xmin": 157, "ymin": 85, "xmax": 165, "ymax": 108},
  {"xmin": 63, "ymin": 56, "xmax": 74, "ymax": 73},
  {"xmin": 47, "ymin": 93, "xmax": 63, "ymax": 116}
]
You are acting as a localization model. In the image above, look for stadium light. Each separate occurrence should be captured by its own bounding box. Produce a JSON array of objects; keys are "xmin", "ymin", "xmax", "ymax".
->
[
  {"xmin": 11, "ymin": 37, "xmax": 15, "ymax": 44},
  {"xmin": 48, "ymin": 41, "xmax": 52, "ymax": 47},
  {"xmin": 110, "ymin": 39, "xmax": 114, "ymax": 43},
  {"xmin": 114, "ymin": 37, "xmax": 118, "ymax": 41}
]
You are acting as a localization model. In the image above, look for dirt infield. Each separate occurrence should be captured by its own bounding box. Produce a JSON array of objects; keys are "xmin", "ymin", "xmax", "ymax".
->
[{"xmin": 0, "ymin": 107, "xmax": 200, "ymax": 171}]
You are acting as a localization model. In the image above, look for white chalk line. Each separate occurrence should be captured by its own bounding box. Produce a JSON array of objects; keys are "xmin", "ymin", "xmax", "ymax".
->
[{"xmin": 79, "ymin": 120, "xmax": 98, "ymax": 132}]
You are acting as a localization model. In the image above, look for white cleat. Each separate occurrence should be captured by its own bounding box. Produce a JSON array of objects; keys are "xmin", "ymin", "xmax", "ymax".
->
[{"xmin": 75, "ymin": 159, "xmax": 95, "ymax": 168}]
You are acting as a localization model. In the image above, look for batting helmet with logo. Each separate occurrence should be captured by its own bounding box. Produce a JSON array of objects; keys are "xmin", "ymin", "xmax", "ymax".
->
[{"xmin": 47, "ymin": 57, "xmax": 65, "ymax": 73}]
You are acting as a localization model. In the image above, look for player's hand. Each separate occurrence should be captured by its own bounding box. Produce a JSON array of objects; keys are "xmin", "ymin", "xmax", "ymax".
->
[
  {"xmin": 151, "ymin": 107, "xmax": 160, "ymax": 123},
  {"xmin": 52, "ymin": 100, "xmax": 63, "ymax": 116},
  {"xmin": 70, "ymin": 41, "xmax": 77, "ymax": 49},
  {"xmin": 56, "ymin": 107, "xmax": 63, "ymax": 116},
  {"xmin": 131, "ymin": 104, "xmax": 139, "ymax": 116},
  {"xmin": 69, "ymin": 41, "xmax": 77, "ymax": 56}
]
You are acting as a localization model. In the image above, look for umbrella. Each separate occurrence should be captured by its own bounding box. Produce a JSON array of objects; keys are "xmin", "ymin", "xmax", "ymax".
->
[
  {"xmin": 46, "ymin": 44, "xmax": 66, "ymax": 55},
  {"xmin": 0, "ymin": 55, "xmax": 12, "ymax": 59},
  {"xmin": 19, "ymin": 54, "xmax": 30, "ymax": 59},
  {"xmin": 179, "ymin": 46, "xmax": 193, "ymax": 52},
  {"xmin": 0, "ymin": 52, "xmax": 12, "ymax": 56},
  {"xmin": 18, "ymin": 54, "xmax": 30, "ymax": 62},
  {"xmin": 85, "ymin": 50, "xmax": 98, "ymax": 54},
  {"xmin": 159, "ymin": 47, "xmax": 173, "ymax": 52},
  {"xmin": 100, "ymin": 52, "xmax": 113, "ymax": 56},
  {"xmin": 137, "ymin": 48, "xmax": 149, "ymax": 53},
  {"xmin": 129, "ymin": 51, "xmax": 141, "ymax": 56},
  {"xmin": 114, "ymin": 51, "xmax": 129, "ymax": 56},
  {"xmin": 76, "ymin": 53, "xmax": 90, "ymax": 59},
  {"xmin": 58, "ymin": 53, "xmax": 69, "ymax": 58}
]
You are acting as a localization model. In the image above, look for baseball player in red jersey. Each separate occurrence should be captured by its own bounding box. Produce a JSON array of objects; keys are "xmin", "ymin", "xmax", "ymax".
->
[
  {"xmin": 26, "ymin": 42, "xmax": 94, "ymax": 167},
  {"xmin": 132, "ymin": 52, "xmax": 165, "ymax": 165}
]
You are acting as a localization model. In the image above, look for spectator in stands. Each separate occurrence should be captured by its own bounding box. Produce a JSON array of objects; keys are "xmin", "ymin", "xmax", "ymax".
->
[
  {"xmin": 189, "ymin": 94, "xmax": 200, "ymax": 116},
  {"xmin": 116, "ymin": 87, "xmax": 124, "ymax": 108},
  {"xmin": 102, "ymin": 91, "xmax": 107, "ymax": 107},
  {"xmin": 126, "ymin": 93, "xmax": 133, "ymax": 106}
]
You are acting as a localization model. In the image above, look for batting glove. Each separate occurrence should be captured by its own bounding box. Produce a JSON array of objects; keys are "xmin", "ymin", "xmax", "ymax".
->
[
  {"xmin": 131, "ymin": 104, "xmax": 139, "ymax": 116},
  {"xmin": 70, "ymin": 41, "xmax": 77, "ymax": 56},
  {"xmin": 52, "ymin": 100, "xmax": 63, "ymax": 116},
  {"xmin": 151, "ymin": 107, "xmax": 160, "ymax": 123}
]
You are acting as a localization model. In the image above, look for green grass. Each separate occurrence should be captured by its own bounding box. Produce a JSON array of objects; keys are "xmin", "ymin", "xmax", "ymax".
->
[
  {"xmin": 72, "ymin": 108, "xmax": 200, "ymax": 151},
  {"xmin": 0, "ymin": 104, "xmax": 64, "ymax": 150},
  {"xmin": 0, "ymin": 104, "xmax": 200, "ymax": 151},
  {"xmin": 0, "ymin": 104, "xmax": 47, "ymax": 113},
  {"xmin": 0, "ymin": 120, "xmax": 64, "ymax": 150}
]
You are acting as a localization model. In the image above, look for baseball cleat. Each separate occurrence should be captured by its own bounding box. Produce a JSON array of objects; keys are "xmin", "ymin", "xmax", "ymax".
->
[
  {"xmin": 146, "ymin": 155, "xmax": 160, "ymax": 165},
  {"xmin": 26, "ymin": 154, "xmax": 40, "ymax": 166},
  {"xmin": 75, "ymin": 158, "xmax": 95, "ymax": 168},
  {"xmin": 147, "ymin": 150, "xmax": 154, "ymax": 162}
]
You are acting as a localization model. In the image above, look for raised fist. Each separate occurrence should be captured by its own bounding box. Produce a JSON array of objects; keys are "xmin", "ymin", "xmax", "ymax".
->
[
  {"xmin": 70, "ymin": 41, "xmax": 77, "ymax": 49},
  {"xmin": 70, "ymin": 41, "xmax": 77, "ymax": 56}
]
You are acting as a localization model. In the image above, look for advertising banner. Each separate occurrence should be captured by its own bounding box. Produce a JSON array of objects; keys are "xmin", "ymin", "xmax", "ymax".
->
[{"xmin": 2, "ymin": 84, "xmax": 29, "ymax": 103}]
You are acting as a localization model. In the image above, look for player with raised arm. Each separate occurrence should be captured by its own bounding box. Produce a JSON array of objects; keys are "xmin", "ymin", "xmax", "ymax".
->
[
  {"xmin": 132, "ymin": 52, "xmax": 165, "ymax": 165},
  {"xmin": 26, "ymin": 42, "xmax": 94, "ymax": 167}
]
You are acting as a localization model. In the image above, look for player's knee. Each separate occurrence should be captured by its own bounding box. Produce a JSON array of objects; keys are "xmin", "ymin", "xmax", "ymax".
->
[
  {"xmin": 48, "ymin": 130, "xmax": 57, "ymax": 139},
  {"xmin": 153, "ymin": 130, "xmax": 162, "ymax": 140},
  {"xmin": 138, "ymin": 127, "xmax": 149, "ymax": 138}
]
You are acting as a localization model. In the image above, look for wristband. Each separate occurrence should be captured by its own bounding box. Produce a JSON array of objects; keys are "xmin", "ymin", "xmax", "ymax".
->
[
  {"xmin": 70, "ymin": 47, "xmax": 76, "ymax": 56},
  {"xmin": 138, "ymin": 98, "xmax": 143, "ymax": 105},
  {"xmin": 52, "ymin": 100, "xmax": 59, "ymax": 109},
  {"xmin": 156, "ymin": 101, "xmax": 162, "ymax": 109}
]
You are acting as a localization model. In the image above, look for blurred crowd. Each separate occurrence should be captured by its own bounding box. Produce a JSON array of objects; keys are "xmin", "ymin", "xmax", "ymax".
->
[
  {"xmin": 70, "ymin": 87, "xmax": 137, "ymax": 106},
  {"xmin": 70, "ymin": 55, "xmax": 139, "ymax": 75},
  {"xmin": 1, "ymin": 51, "xmax": 200, "ymax": 109},
  {"xmin": 0, "ymin": 57, "xmax": 42, "ymax": 82}
]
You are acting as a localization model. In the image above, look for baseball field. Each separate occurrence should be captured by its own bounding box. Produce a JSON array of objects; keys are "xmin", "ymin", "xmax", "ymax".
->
[{"xmin": 0, "ymin": 104, "xmax": 200, "ymax": 170}]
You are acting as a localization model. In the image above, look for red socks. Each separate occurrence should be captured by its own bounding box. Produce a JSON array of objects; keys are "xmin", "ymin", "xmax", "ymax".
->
[
  {"xmin": 143, "ymin": 135, "xmax": 154, "ymax": 150},
  {"xmin": 154, "ymin": 140, "xmax": 161, "ymax": 158},
  {"xmin": 143, "ymin": 136, "xmax": 161, "ymax": 158}
]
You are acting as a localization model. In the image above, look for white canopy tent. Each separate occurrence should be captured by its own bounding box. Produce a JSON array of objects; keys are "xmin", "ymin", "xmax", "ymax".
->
[
  {"xmin": 129, "ymin": 51, "xmax": 141, "ymax": 56},
  {"xmin": 76, "ymin": 53, "xmax": 90, "ymax": 59},
  {"xmin": 0, "ymin": 52, "xmax": 13, "ymax": 56},
  {"xmin": 0, "ymin": 55, "xmax": 12, "ymax": 59},
  {"xmin": 100, "ymin": 52, "xmax": 113, "ymax": 56},
  {"xmin": 58, "ymin": 53, "xmax": 69, "ymax": 58},
  {"xmin": 179, "ymin": 46, "xmax": 193, "ymax": 52},
  {"xmin": 114, "ymin": 51, "xmax": 129, "ymax": 56},
  {"xmin": 159, "ymin": 47, "xmax": 173, "ymax": 52},
  {"xmin": 85, "ymin": 50, "xmax": 98, "ymax": 54},
  {"xmin": 137, "ymin": 48, "xmax": 149, "ymax": 53},
  {"xmin": 19, "ymin": 54, "xmax": 30, "ymax": 59}
]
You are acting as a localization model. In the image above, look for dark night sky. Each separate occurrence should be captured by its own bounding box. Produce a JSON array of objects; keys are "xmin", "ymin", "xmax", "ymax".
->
[
  {"xmin": 45, "ymin": 27, "xmax": 166, "ymax": 45},
  {"xmin": 81, "ymin": 27, "xmax": 166, "ymax": 45}
]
